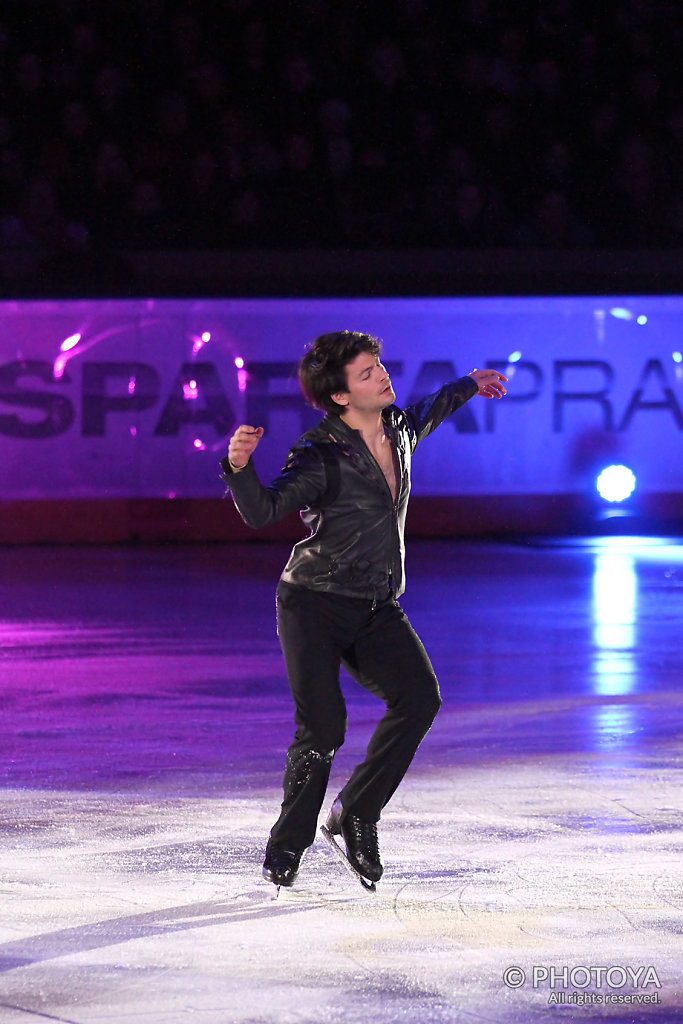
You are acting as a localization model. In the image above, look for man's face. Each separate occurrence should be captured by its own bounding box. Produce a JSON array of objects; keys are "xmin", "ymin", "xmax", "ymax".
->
[{"xmin": 331, "ymin": 350, "xmax": 395, "ymax": 416}]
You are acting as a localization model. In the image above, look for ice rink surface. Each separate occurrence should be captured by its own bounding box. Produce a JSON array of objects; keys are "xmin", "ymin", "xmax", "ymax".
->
[{"xmin": 1, "ymin": 537, "xmax": 683, "ymax": 1023}]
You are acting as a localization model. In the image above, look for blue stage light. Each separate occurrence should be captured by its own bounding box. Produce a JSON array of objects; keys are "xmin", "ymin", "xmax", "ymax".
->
[{"xmin": 596, "ymin": 465, "xmax": 636, "ymax": 503}]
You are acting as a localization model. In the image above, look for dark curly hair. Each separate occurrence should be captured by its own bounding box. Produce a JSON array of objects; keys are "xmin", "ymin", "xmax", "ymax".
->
[{"xmin": 298, "ymin": 330, "xmax": 381, "ymax": 414}]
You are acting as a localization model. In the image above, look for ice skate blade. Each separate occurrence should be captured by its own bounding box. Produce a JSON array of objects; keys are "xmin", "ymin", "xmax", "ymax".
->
[{"xmin": 320, "ymin": 824, "xmax": 377, "ymax": 893}]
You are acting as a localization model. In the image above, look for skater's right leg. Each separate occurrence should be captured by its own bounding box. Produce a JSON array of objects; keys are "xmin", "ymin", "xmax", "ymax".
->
[
  {"xmin": 264, "ymin": 583, "xmax": 352, "ymax": 882},
  {"xmin": 263, "ymin": 745, "xmax": 334, "ymax": 886}
]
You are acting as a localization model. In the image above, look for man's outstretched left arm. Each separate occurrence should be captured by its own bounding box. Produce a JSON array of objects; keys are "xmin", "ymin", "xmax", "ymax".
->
[{"xmin": 404, "ymin": 369, "xmax": 507, "ymax": 448}]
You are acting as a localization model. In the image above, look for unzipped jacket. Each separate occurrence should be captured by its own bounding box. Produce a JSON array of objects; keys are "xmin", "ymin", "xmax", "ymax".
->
[{"xmin": 219, "ymin": 377, "xmax": 478, "ymax": 600}]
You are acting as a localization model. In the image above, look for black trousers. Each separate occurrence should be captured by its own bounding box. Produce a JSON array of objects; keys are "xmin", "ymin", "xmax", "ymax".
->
[{"xmin": 268, "ymin": 580, "xmax": 442, "ymax": 850}]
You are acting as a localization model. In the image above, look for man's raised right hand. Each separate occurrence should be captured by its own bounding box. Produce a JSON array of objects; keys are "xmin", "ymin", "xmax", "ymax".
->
[{"xmin": 227, "ymin": 425, "xmax": 264, "ymax": 470}]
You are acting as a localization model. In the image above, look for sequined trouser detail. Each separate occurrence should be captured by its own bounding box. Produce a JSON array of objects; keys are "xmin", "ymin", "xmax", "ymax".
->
[{"xmin": 268, "ymin": 747, "xmax": 335, "ymax": 849}]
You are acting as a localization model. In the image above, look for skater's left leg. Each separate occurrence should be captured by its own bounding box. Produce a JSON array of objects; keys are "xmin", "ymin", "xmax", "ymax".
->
[{"xmin": 338, "ymin": 597, "xmax": 442, "ymax": 825}]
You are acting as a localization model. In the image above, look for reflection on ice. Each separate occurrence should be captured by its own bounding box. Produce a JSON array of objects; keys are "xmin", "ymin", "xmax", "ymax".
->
[
  {"xmin": 589, "ymin": 703, "xmax": 638, "ymax": 749},
  {"xmin": 592, "ymin": 551, "xmax": 636, "ymax": 647},
  {"xmin": 592, "ymin": 550, "xmax": 637, "ymax": 693},
  {"xmin": 590, "ymin": 547, "xmax": 639, "ymax": 753}
]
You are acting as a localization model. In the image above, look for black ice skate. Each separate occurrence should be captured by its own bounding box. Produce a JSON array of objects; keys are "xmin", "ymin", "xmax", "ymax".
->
[
  {"xmin": 262, "ymin": 841, "xmax": 305, "ymax": 891},
  {"xmin": 320, "ymin": 797, "xmax": 382, "ymax": 892}
]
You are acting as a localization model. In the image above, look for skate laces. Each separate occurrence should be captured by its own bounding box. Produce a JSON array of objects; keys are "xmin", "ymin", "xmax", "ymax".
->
[{"xmin": 346, "ymin": 816, "xmax": 380, "ymax": 859}]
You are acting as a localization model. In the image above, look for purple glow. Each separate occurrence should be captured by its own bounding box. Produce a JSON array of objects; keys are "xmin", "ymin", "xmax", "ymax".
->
[
  {"xmin": 128, "ymin": 376, "xmax": 136, "ymax": 395},
  {"xmin": 238, "ymin": 368, "xmax": 248, "ymax": 392},
  {"xmin": 53, "ymin": 318, "xmax": 167, "ymax": 382},
  {"xmin": 60, "ymin": 332, "xmax": 82, "ymax": 352},
  {"xmin": 183, "ymin": 380, "xmax": 199, "ymax": 401},
  {"xmin": 193, "ymin": 438, "xmax": 206, "ymax": 451},
  {"xmin": 130, "ymin": 426, "xmax": 137, "ymax": 437},
  {"xmin": 192, "ymin": 331, "xmax": 212, "ymax": 355},
  {"xmin": 53, "ymin": 353, "xmax": 68, "ymax": 379}
]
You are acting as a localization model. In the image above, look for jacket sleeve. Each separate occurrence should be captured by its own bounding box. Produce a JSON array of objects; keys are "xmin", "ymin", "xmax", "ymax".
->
[
  {"xmin": 219, "ymin": 443, "xmax": 327, "ymax": 529},
  {"xmin": 403, "ymin": 377, "xmax": 479, "ymax": 452}
]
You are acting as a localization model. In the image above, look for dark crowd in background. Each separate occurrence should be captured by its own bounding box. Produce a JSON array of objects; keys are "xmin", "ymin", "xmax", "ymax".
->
[{"xmin": 0, "ymin": 0, "xmax": 681, "ymax": 275}]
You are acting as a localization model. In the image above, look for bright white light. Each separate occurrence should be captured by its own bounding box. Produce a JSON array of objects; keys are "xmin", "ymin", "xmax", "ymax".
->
[
  {"xmin": 183, "ymin": 380, "xmax": 199, "ymax": 400},
  {"xmin": 609, "ymin": 307, "xmax": 633, "ymax": 321},
  {"xmin": 201, "ymin": 331, "xmax": 211, "ymax": 343},
  {"xmin": 60, "ymin": 332, "xmax": 81, "ymax": 352},
  {"xmin": 507, "ymin": 350, "xmax": 522, "ymax": 363},
  {"xmin": 193, "ymin": 438, "xmax": 206, "ymax": 450},
  {"xmin": 636, "ymin": 315, "xmax": 647, "ymax": 326},
  {"xmin": 234, "ymin": 356, "xmax": 245, "ymax": 369},
  {"xmin": 673, "ymin": 351, "xmax": 683, "ymax": 364},
  {"xmin": 596, "ymin": 465, "xmax": 636, "ymax": 503},
  {"xmin": 592, "ymin": 551, "xmax": 637, "ymax": 684}
]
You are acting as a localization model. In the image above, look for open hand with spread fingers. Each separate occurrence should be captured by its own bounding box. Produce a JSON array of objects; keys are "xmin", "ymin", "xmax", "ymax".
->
[
  {"xmin": 467, "ymin": 369, "xmax": 508, "ymax": 399},
  {"xmin": 227, "ymin": 424, "xmax": 264, "ymax": 470}
]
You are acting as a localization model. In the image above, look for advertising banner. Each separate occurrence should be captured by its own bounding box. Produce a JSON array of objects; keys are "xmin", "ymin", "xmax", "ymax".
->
[{"xmin": 1, "ymin": 296, "xmax": 682, "ymax": 500}]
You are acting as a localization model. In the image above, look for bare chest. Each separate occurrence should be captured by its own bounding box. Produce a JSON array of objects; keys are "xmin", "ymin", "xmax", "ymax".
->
[{"xmin": 368, "ymin": 440, "xmax": 398, "ymax": 502}]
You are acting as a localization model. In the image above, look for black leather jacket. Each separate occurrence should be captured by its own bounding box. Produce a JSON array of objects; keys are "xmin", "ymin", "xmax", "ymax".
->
[{"xmin": 220, "ymin": 377, "xmax": 478, "ymax": 600}]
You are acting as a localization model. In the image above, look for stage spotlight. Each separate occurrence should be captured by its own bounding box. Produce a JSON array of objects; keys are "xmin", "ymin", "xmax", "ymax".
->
[{"xmin": 596, "ymin": 465, "xmax": 636, "ymax": 503}]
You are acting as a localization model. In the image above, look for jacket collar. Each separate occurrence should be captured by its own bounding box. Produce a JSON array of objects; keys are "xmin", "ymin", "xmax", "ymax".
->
[{"xmin": 321, "ymin": 406, "xmax": 398, "ymax": 445}]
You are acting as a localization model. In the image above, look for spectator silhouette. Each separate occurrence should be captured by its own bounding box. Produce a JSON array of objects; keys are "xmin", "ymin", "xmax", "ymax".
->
[{"xmin": 0, "ymin": 1, "xmax": 680, "ymax": 258}]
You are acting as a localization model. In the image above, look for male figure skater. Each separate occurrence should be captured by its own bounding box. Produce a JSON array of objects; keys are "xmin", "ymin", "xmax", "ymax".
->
[{"xmin": 221, "ymin": 331, "xmax": 507, "ymax": 887}]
